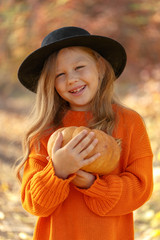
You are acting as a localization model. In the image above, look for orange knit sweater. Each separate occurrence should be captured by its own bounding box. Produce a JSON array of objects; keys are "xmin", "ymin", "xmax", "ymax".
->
[{"xmin": 21, "ymin": 105, "xmax": 153, "ymax": 240}]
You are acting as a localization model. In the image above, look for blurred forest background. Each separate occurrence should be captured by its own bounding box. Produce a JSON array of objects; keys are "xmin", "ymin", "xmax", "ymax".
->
[{"xmin": 0, "ymin": 0, "xmax": 160, "ymax": 239}]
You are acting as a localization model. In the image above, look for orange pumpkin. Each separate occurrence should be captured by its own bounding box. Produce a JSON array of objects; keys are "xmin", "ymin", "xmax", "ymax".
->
[{"xmin": 47, "ymin": 126, "xmax": 121, "ymax": 175}]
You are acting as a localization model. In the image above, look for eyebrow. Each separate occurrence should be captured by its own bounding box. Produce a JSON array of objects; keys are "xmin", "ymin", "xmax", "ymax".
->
[{"xmin": 74, "ymin": 56, "xmax": 87, "ymax": 63}]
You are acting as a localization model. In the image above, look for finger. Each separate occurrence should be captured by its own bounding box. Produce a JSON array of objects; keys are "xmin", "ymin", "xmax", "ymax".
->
[
  {"xmin": 74, "ymin": 132, "xmax": 95, "ymax": 153},
  {"xmin": 80, "ymin": 138, "xmax": 98, "ymax": 158},
  {"xmin": 76, "ymin": 170, "xmax": 85, "ymax": 175},
  {"xmin": 81, "ymin": 152, "xmax": 101, "ymax": 168},
  {"xmin": 75, "ymin": 170, "xmax": 86, "ymax": 178},
  {"xmin": 66, "ymin": 130, "xmax": 88, "ymax": 149},
  {"xmin": 52, "ymin": 132, "xmax": 63, "ymax": 155},
  {"xmin": 76, "ymin": 170, "xmax": 92, "ymax": 177}
]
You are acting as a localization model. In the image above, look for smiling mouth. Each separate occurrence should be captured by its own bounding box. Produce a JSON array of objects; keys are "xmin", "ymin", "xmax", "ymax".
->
[{"xmin": 69, "ymin": 85, "xmax": 86, "ymax": 94}]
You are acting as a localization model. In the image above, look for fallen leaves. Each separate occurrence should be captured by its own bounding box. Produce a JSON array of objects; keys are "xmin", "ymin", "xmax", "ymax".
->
[{"xmin": 0, "ymin": 160, "xmax": 36, "ymax": 240}]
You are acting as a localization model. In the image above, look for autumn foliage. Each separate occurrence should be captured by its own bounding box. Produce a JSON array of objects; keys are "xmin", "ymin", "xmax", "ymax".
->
[
  {"xmin": 0, "ymin": 0, "xmax": 160, "ymax": 96},
  {"xmin": 0, "ymin": 1, "xmax": 160, "ymax": 239}
]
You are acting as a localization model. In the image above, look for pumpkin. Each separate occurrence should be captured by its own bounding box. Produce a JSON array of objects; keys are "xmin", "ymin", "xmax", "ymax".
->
[{"xmin": 47, "ymin": 126, "xmax": 121, "ymax": 175}]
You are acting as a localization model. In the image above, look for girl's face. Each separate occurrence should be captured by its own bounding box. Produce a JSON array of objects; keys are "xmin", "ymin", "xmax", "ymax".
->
[{"xmin": 54, "ymin": 47, "xmax": 100, "ymax": 111}]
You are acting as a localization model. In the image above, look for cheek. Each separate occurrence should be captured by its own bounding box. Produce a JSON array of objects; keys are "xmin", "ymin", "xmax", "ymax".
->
[
  {"xmin": 55, "ymin": 79, "xmax": 64, "ymax": 93},
  {"xmin": 91, "ymin": 74, "xmax": 99, "ymax": 94},
  {"xmin": 54, "ymin": 82, "xmax": 59, "ymax": 93},
  {"xmin": 93, "ymin": 80, "xmax": 99, "ymax": 93},
  {"xmin": 55, "ymin": 84, "xmax": 66, "ymax": 100}
]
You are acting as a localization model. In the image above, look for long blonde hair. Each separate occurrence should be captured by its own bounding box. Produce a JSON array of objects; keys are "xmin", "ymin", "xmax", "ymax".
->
[{"xmin": 16, "ymin": 47, "xmax": 119, "ymax": 181}]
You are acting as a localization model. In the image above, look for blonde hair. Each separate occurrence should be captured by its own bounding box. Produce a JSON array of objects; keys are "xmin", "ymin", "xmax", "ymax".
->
[{"xmin": 16, "ymin": 46, "xmax": 119, "ymax": 181}]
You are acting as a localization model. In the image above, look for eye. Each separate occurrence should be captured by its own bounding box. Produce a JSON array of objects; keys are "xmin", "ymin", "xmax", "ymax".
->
[
  {"xmin": 56, "ymin": 72, "xmax": 65, "ymax": 79},
  {"xmin": 75, "ymin": 65, "xmax": 85, "ymax": 70}
]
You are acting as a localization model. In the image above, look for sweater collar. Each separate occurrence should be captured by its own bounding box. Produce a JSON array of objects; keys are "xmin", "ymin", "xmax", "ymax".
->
[{"xmin": 62, "ymin": 110, "xmax": 93, "ymax": 127}]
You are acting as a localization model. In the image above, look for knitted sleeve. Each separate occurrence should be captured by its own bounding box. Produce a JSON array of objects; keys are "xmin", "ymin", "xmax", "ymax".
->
[
  {"xmin": 74, "ymin": 111, "xmax": 153, "ymax": 216},
  {"xmin": 21, "ymin": 140, "xmax": 75, "ymax": 217}
]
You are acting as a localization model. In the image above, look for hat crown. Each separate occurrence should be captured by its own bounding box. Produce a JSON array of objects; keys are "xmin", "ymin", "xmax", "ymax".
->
[{"xmin": 41, "ymin": 26, "xmax": 90, "ymax": 47}]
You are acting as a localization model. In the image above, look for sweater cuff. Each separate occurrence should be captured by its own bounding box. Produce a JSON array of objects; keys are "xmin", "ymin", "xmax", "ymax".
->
[
  {"xmin": 30, "ymin": 159, "xmax": 75, "ymax": 208},
  {"xmin": 74, "ymin": 174, "xmax": 123, "ymax": 215},
  {"xmin": 77, "ymin": 174, "xmax": 122, "ymax": 198}
]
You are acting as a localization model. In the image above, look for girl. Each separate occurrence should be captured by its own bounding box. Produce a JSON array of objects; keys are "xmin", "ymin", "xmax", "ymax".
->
[{"xmin": 17, "ymin": 26, "xmax": 153, "ymax": 240}]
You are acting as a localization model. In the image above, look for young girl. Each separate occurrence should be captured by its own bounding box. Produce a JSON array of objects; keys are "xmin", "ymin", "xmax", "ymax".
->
[{"xmin": 17, "ymin": 26, "xmax": 153, "ymax": 240}]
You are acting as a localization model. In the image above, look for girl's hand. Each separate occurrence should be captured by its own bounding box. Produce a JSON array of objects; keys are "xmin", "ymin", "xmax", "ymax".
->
[
  {"xmin": 51, "ymin": 130, "xmax": 100, "ymax": 179},
  {"xmin": 71, "ymin": 170, "xmax": 96, "ymax": 189}
]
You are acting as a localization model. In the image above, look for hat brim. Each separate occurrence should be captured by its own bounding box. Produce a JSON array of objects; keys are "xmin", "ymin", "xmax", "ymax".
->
[{"xmin": 18, "ymin": 35, "xmax": 127, "ymax": 92}]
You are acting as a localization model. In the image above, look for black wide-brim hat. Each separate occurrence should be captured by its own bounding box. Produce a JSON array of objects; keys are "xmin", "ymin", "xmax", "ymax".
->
[{"xmin": 18, "ymin": 26, "xmax": 127, "ymax": 93}]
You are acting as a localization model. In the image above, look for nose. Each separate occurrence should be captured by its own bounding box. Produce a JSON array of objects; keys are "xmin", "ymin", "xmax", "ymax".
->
[{"xmin": 67, "ymin": 71, "xmax": 78, "ymax": 85}]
